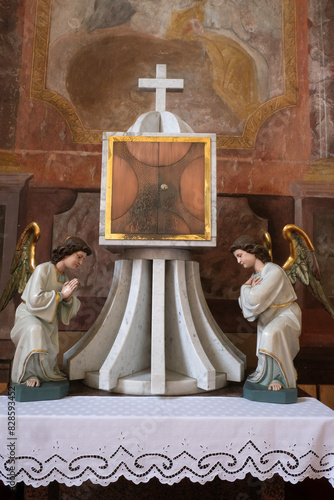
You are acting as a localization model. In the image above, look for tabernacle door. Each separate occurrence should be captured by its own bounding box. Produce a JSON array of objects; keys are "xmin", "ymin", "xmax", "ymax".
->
[{"xmin": 101, "ymin": 134, "xmax": 216, "ymax": 247}]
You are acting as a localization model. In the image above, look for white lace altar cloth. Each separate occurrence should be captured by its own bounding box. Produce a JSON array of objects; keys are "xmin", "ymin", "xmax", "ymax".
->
[{"xmin": 1, "ymin": 395, "xmax": 334, "ymax": 487}]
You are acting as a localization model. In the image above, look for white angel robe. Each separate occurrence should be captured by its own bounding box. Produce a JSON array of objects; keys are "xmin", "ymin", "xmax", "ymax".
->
[
  {"xmin": 238, "ymin": 262, "xmax": 301, "ymax": 388},
  {"xmin": 10, "ymin": 262, "xmax": 80, "ymax": 384}
]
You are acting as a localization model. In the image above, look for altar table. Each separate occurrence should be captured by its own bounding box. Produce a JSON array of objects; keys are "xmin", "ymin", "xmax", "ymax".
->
[{"xmin": 1, "ymin": 394, "xmax": 334, "ymax": 488}]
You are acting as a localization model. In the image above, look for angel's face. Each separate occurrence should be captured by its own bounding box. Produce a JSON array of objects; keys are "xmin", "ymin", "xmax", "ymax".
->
[
  {"xmin": 233, "ymin": 249, "xmax": 256, "ymax": 269},
  {"xmin": 62, "ymin": 251, "xmax": 87, "ymax": 271}
]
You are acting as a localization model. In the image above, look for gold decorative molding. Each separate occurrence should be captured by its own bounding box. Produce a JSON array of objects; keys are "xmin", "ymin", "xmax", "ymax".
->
[
  {"xmin": 217, "ymin": 0, "xmax": 298, "ymax": 149},
  {"xmin": 0, "ymin": 150, "xmax": 23, "ymax": 172},
  {"xmin": 305, "ymin": 158, "xmax": 334, "ymax": 183},
  {"xmin": 31, "ymin": 0, "xmax": 101, "ymax": 144},
  {"xmin": 31, "ymin": 0, "xmax": 297, "ymax": 148}
]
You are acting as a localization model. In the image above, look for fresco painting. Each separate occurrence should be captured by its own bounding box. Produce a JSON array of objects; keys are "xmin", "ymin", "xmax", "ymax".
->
[{"xmin": 40, "ymin": 0, "xmax": 285, "ymax": 140}]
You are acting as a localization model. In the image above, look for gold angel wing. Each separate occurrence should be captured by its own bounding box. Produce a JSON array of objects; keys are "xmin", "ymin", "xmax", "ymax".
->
[
  {"xmin": 263, "ymin": 232, "xmax": 273, "ymax": 262},
  {"xmin": 0, "ymin": 222, "xmax": 41, "ymax": 312},
  {"xmin": 282, "ymin": 224, "xmax": 334, "ymax": 320}
]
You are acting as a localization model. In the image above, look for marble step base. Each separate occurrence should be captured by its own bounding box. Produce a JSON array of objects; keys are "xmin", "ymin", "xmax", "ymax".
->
[
  {"xmin": 65, "ymin": 257, "xmax": 245, "ymax": 395},
  {"xmin": 85, "ymin": 369, "xmax": 227, "ymax": 396}
]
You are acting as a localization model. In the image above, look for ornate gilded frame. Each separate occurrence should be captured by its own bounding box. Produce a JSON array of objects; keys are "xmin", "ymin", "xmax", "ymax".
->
[
  {"xmin": 104, "ymin": 135, "xmax": 212, "ymax": 242},
  {"xmin": 31, "ymin": 0, "xmax": 297, "ymax": 149}
]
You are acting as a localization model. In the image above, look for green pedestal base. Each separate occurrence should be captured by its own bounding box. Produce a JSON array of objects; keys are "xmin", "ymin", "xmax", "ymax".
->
[
  {"xmin": 12, "ymin": 380, "xmax": 69, "ymax": 402},
  {"xmin": 243, "ymin": 379, "xmax": 298, "ymax": 404}
]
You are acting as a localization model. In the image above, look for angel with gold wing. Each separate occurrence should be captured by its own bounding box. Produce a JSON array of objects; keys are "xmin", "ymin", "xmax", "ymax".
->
[
  {"xmin": 0, "ymin": 223, "xmax": 92, "ymax": 388},
  {"xmin": 230, "ymin": 224, "xmax": 334, "ymax": 396},
  {"xmin": 280, "ymin": 224, "xmax": 334, "ymax": 320},
  {"xmin": 0, "ymin": 222, "xmax": 40, "ymax": 312}
]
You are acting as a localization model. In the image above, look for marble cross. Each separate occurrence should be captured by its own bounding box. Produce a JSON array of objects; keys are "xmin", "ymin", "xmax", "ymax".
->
[{"xmin": 138, "ymin": 64, "xmax": 184, "ymax": 113}]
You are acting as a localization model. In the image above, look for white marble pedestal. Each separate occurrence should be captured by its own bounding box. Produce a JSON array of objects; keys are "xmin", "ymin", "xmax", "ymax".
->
[{"xmin": 64, "ymin": 249, "xmax": 245, "ymax": 395}]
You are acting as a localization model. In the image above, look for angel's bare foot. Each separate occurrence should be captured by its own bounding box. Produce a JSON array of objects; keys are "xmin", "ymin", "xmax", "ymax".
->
[
  {"xmin": 26, "ymin": 378, "xmax": 40, "ymax": 388},
  {"xmin": 268, "ymin": 381, "xmax": 283, "ymax": 391}
]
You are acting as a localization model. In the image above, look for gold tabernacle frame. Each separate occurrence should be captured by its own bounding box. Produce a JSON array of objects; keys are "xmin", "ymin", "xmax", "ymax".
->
[{"xmin": 105, "ymin": 136, "xmax": 212, "ymax": 241}]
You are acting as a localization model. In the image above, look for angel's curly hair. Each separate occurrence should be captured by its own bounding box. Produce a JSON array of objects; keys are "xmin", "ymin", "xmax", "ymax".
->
[
  {"xmin": 51, "ymin": 236, "xmax": 92, "ymax": 264},
  {"xmin": 229, "ymin": 235, "xmax": 271, "ymax": 264}
]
